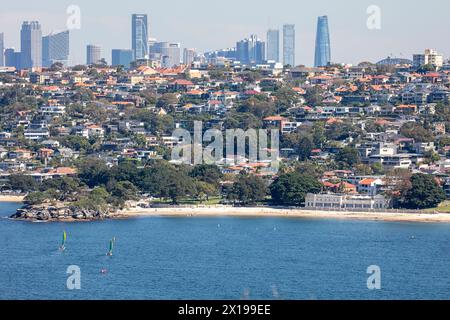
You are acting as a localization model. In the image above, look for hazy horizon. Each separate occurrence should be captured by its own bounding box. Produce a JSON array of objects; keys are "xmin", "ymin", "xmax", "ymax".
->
[{"xmin": 0, "ymin": 0, "xmax": 449, "ymax": 66}]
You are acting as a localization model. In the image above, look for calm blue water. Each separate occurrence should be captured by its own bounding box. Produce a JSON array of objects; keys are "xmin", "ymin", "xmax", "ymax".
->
[{"xmin": 0, "ymin": 202, "xmax": 449, "ymax": 300}]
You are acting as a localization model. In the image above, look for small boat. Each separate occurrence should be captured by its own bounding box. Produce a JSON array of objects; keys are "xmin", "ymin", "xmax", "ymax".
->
[
  {"xmin": 106, "ymin": 239, "xmax": 114, "ymax": 256},
  {"xmin": 100, "ymin": 269, "xmax": 108, "ymax": 274},
  {"xmin": 59, "ymin": 231, "xmax": 67, "ymax": 251}
]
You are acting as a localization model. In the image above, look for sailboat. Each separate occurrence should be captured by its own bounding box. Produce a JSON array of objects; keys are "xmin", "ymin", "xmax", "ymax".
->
[
  {"xmin": 106, "ymin": 239, "xmax": 114, "ymax": 256},
  {"xmin": 60, "ymin": 231, "xmax": 67, "ymax": 251}
]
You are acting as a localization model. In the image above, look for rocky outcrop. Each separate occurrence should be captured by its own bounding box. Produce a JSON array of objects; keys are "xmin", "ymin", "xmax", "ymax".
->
[{"xmin": 10, "ymin": 204, "xmax": 118, "ymax": 221}]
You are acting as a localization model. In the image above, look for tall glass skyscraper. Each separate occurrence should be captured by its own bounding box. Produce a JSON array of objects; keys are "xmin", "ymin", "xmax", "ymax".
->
[
  {"xmin": 314, "ymin": 16, "xmax": 331, "ymax": 67},
  {"xmin": 112, "ymin": 49, "xmax": 133, "ymax": 68},
  {"xmin": 266, "ymin": 29, "xmax": 280, "ymax": 62},
  {"xmin": 283, "ymin": 24, "xmax": 295, "ymax": 67},
  {"xmin": 86, "ymin": 44, "xmax": 101, "ymax": 65},
  {"xmin": 132, "ymin": 14, "xmax": 149, "ymax": 60},
  {"xmin": 20, "ymin": 21, "xmax": 42, "ymax": 69},
  {"xmin": 0, "ymin": 33, "xmax": 4, "ymax": 67},
  {"xmin": 42, "ymin": 30, "xmax": 70, "ymax": 67},
  {"xmin": 236, "ymin": 35, "xmax": 265, "ymax": 65}
]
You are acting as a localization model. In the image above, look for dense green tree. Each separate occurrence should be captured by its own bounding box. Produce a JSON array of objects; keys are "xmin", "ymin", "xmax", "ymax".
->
[
  {"xmin": 335, "ymin": 147, "xmax": 361, "ymax": 168},
  {"xmin": 270, "ymin": 172, "xmax": 322, "ymax": 206},
  {"xmin": 190, "ymin": 164, "xmax": 223, "ymax": 186},
  {"xmin": 77, "ymin": 158, "xmax": 111, "ymax": 188},
  {"xmin": 297, "ymin": 136, "xmax": 314, "ymax": 161},
  {"xmin": 8, "ymin": 174, "xmax": 39, "ymax": 193},
  {"xmin": 400, "ymin": 122, "xmax": 434, "ymax": 143},
  {"xmin": 400, "ymin": 174, "xmax": 446, "ymax": 209},
  {"xmin": 227, "ymin": 173, "xmax": 267, "ymax": 205}
]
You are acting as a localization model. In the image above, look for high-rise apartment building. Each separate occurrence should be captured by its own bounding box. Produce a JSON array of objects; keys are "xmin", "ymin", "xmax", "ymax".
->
[
  {"xmin": 283, "ymin": 24, "xmax": 295, "ymax": 67},
  {"xmin": 183, "ymin": 48, "xmax": 196, "ymax": 65},
  {"xmin": 266, "ymin": 29, "xmax": 280, "ymax": 62},
  {"xmin": 20, "ymin": 21, "xmax": 42, "ymax": 69},
  {"xmin": 42, "ymin": 30, "xmax": 70, "ymax": 67},
  {"xmin": 132, "ymin": 14, "xmax": 149, "ymax": 60},
  {"xmin": 314, "ymin": 16, "xmax": 331, "ymax": 67},
  {"xmin": 236, "ymin": 35, "xmax": 265, "ymax": 65},
  {"xmin": 152, "ymin": 42, "xmax": 181, "ymax": 68},
  {"xmin": 413, "ymin": 49, "xmax": 444, "ymax": 68},
  {"xmin": 112, "ymin": 49, "xmax": 133, "ymax": 68},
  {"xmin": 5, "ymin": 48, "xmax": 21, "ymax": 69},
  {"xmin": 86, "ymin": 44, "xmax": 101, "ymax": 65},
  {"xmin": 0, "ymin": 33, "xmax": 4, "ymax": 67}
]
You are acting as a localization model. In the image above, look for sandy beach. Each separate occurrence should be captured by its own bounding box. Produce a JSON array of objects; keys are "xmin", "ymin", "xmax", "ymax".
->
[
  {"xmin": 0, "ymin": 195, "xmax": 25, "ymax": 203},
  {"xmin": 120, "ymin": 206, "xmax": 450, "ymax": 223}
]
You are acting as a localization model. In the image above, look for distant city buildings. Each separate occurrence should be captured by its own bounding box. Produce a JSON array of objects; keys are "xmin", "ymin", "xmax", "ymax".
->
[
  {"xmin": 413, "ymin": 49, "xmax": 444, "ymax": 68},
  {"xmin": 0, "ymin": 33, "xmax": 4, "ymax": 67},
  {"xmin": 112, "ymin": 49, "xmax": 133, "ymax": 68},
  {"xmin": 42, "ymin": 30, "xmax": 70, "ymax": 67},
  {"xmin": 266, "ymin": 29, "xmax": 280, "ymax": 62},
  {"xmin": 86, "ymin": 44, "xmax": 101, "ymax": 65},
  {"xmin": 131, "ymin": 14, "xmax": 149, "ymax": 60},
  {"xmin": 236, "ymin": 35, "xmax": 265, "ymax": 65},
  {"xmin": 20, "ymin": 21, "xmax": 42, "ymax": 69},
  {"xmin": 314, "ymin": 16, "xmax": 331, "ymax": 67},
  {"xmin": 151, "ymin": 42, "xmax": 181, "ymax": 68},
  {"xmin": 4, "ymin": 48, "xmax": 21, "ymax": 69},
  {"xmin": 283, "ymin": 24, "xmax": 295, "ymax": 67},
  {"xmin": 183, "ymin": 48, "xmax": 196, "ymax": 65}
]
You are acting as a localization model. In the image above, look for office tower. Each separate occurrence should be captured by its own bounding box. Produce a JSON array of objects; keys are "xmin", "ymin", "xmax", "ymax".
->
[
  {"xmin": 5, "ymin": 48, "xmax": 21, "ymax": 69},
  {"xmin": 152, "ymin": 42, "xmax": 181, "ymax": 67},
  {"xmin": 314, "ymin": 16, "xmax": 331, "ymax": 67},
  {"xmin": 42, "ymin": 30, "xmax": 70, "ymax": 67},
  {"xmin": 283, "ymin": 24, "xmax": 295, "ymax": 67},
  {"xmin": 266, "ymin": 29, "xmax": 280, "ymax": 62},
  {"xmin": 86, "ymin": 44, "xmax": 101, "ymax": 65},
  {"xmin": 132, "ymin": 14, "xmax": 149, "ymax": 60},
  {"xmin": 112, "ymin": 49, "xmax": 133, "ymax": 68},
  {"xmin": 183, "ymin": 48, "xmax": 196, "ymax": 65},
  {"xmin": 236, "ymin": 35, "xmax": 265, "ymax": 65},
  {"xmin": 20, "ymin": 21, "xmax": 42, "ymax": 69},
  {"xmin": 0, "ymin": 33, "xmax": 4, "ymax": 67}
]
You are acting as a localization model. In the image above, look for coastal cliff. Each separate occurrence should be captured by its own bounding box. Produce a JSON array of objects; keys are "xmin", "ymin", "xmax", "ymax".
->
[{"xmin": 10, "ymin": 204, "xmax": 118, "ymax": 221}]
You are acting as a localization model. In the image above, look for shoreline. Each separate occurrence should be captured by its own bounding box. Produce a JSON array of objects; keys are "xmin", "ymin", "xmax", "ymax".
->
[
  {"xmin": 0, "ymin": 195, "xmax": 25, "ymax": 203},
  {"xmin": 119, "ymin": 206, "xmax": 450, "ymax": 224}
]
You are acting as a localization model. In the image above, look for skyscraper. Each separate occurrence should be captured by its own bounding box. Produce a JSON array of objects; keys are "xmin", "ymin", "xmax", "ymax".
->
[
  {"xmin": 5, "ymin": 48, "xmax": 21, "ymax": 69},
  {"xmin": 0, "ymin": 33, "xmax": 4, "ymax": 67},
  {"xmin": 266, "ymin": 29, "xmax": 280, "ymax": 62},
  {"xmin": 152, "ymin": 42, "xmax": 181, "ymax": 68},
  {"xmin": 42, "ymin": 30, "xmax": 70, "ymax": 67},
  {"xmin": 20, "ymin": 21, "xmax": 42, "ymax": 69},
  {"xmin": 112, "ymin": 49, "xmax": 133, "ymax": 68},
  {"xmin": 283, "ymin": 24, "xmax": 295, "ymax": 67},
  {"xmin": 86, "ymin": 44, "xmax": 101, "ymax": 65},
  {"xmin": 132, "ymin": 14, "xmax": 149, "ymax": 60},
  {"xmin": 314, "ymin": 16, "xmax": 331, "ymax": 67},
  {"xmin": 183, "ymin": 48, "xmax": 196, "ymax": 65},
  {"xmin": 236, "ymin": 35, "xmax": 265, "ymax": 65}
]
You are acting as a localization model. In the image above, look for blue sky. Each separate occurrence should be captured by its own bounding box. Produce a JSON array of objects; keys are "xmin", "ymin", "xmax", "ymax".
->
[{"xmin": 0, "ymin": 0, "xmax": 449, "ymax": 66}]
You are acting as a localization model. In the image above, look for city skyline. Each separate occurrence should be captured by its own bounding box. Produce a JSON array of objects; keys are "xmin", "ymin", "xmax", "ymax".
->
[{"xmin": 0, "ymin": 0, "xmax": 449, "ymax": 67}]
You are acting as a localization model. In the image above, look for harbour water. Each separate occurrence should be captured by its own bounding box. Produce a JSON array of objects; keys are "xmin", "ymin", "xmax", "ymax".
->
[{"xmin": 0, "ymin": 202, "xmax": 449, "ymax": 300}]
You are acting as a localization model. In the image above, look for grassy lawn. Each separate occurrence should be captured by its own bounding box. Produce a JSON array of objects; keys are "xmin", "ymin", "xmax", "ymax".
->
[{"xmin": 427, "ymin": 201, "xmax": 450, "ymax": 213}]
